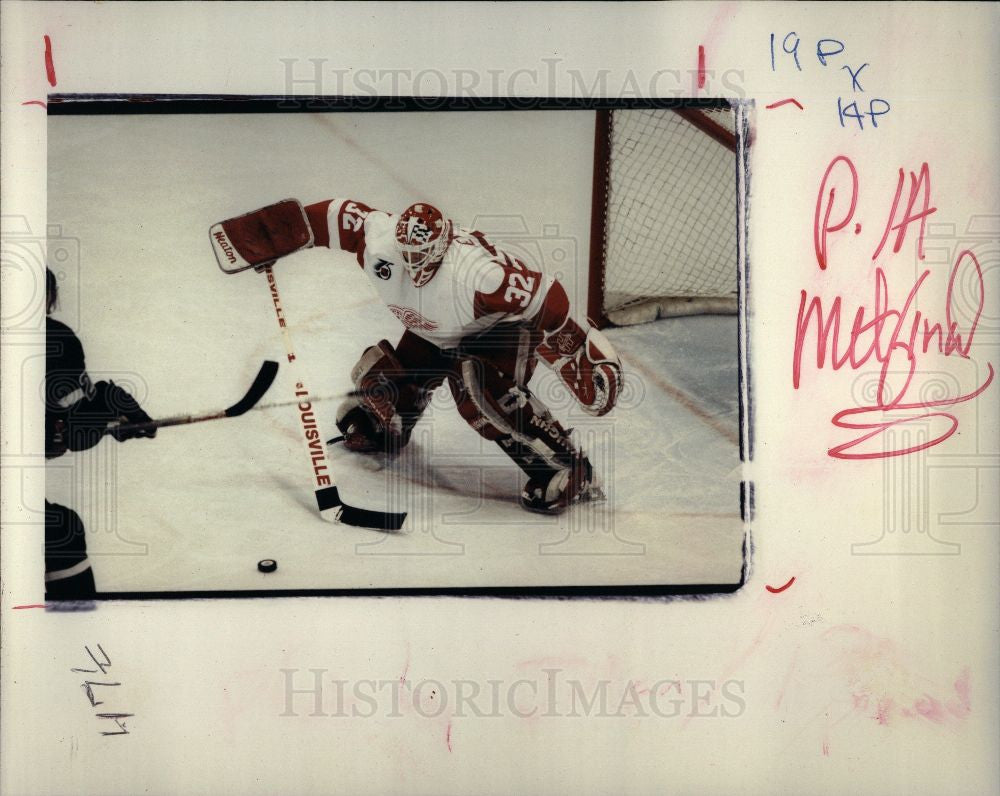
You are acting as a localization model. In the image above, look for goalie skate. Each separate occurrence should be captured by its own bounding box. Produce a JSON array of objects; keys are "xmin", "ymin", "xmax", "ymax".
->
[{"xmin": 520, "ymin": 455, "xmax": 605, "ymax": 515}]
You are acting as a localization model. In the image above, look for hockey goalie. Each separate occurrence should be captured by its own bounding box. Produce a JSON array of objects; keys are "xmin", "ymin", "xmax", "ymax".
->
[{"xmin": 211, "ymin": 198, "xmax": 623, "ymax": 514}]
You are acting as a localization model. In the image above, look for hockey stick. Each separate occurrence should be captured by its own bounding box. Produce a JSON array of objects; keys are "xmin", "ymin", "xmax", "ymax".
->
[
  {"xmin": 262, "ymin": 265, "xmax": 407, "ymax": 531},
  {"xmin": 108, "ymin": 383, "xmax": 394, "ymax": 437},
  {"xmin": 106, "ymin": 360, "xmax": 280, "ymax": 436}
]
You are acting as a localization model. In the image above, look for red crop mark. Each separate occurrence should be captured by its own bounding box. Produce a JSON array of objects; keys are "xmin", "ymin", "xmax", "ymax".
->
[
  {"xmin": 44, "ymin": 35, "xmax": 57, "ymax": 86},
  {"xmin": 766, "ymin": 98, "xmax": 804, "ymax": 111},
  {"xmin": 13, "ymin": 604, "xmax": 47, "ymax": 610},
  {"xmin": 766, "ymin": 577, "xmax": 796, "ymax": 594},
  {"xmin": 445, "ymin": 722, "xmax": 452, "ymax": 752},
  {"xmin": 21, "ymin": 100, "xmax": 47, "ymax": 109},
  {"xmin": 697, "ymin": 45, "xmax": 706, "ymax": 88}
]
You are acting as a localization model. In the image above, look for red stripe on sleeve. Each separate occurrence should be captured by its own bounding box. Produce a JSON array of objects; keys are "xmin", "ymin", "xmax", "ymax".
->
[
  {"xmin": 304, "ymin": 200, "xmax": 334, "ymax": 248},
  {"xmin": 336, "ymin": 200, "xmax": 374, "ymax": 254},
  {"xmin": 534, "ymin": 279, "xmax": 570, "ymax": 334}
]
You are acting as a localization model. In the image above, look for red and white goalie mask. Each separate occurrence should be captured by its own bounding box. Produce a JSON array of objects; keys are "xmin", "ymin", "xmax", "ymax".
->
[{"xmin": 394, "ymin": 203, "xmax": 452, "ymax": 286}]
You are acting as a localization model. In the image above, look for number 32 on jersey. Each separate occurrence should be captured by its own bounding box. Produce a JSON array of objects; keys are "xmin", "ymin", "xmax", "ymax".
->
[{"xmin": 498, "ymin": 251, "xmax": 537, "ymax": 309}]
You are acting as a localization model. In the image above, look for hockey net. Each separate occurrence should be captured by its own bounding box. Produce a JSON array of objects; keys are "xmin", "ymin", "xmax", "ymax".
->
[{"xmin": 588, "ymin": 107, "xmax": 739, "ymax": 326}]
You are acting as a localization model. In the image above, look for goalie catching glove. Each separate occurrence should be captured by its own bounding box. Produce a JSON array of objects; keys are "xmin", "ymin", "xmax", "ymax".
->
[{"xmin": 536, "ymin": 317, "xmax": 623, "ymax": 417}]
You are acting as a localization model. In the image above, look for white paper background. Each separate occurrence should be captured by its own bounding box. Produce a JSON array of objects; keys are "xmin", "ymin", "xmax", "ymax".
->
[{"xmin": 2, "ymin": 3, "xmax": 998, "ymax": 794}]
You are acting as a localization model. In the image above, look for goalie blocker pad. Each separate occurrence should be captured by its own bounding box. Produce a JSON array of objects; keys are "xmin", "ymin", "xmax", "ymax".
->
[{"xmin": 210, "ymin": 199, "xmax": 314, "ymax": 273}]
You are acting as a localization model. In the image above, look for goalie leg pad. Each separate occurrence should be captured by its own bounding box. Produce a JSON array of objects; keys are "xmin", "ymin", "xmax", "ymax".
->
[
  {"xmin": 452, "ymin": 358, "xmax": 577, "ymax": 463},
  {"xmin": 335, "ymin": 334, "xmax": 450, "ymax": 453},
  {"xmin": 336, "ymin": 340, "xmax": 405, "ymax": 452},
  {"xmin": 451, "ymin": 357, "xmax": 596, "ymax": 514}
]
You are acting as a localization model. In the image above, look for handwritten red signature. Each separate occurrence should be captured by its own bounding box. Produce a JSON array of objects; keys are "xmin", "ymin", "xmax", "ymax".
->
[{"xmin": 795, "ymin": 156, "xmax": 994, "ymax": 459}]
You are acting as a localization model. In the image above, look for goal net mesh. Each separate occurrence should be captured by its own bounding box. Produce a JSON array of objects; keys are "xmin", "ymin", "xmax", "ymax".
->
[{"xmin": 601, "ymin": 107, "xmax": 738, "ymax": 325}]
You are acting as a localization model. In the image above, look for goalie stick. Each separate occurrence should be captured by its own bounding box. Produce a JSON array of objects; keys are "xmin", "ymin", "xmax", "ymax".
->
[
  {"xmin": 106, "ymin": 360, "xmax": 280, "ymax": 436},
  {"xmin": 262, "ymin": 265, "xmax": 407, "ymax": 532}
]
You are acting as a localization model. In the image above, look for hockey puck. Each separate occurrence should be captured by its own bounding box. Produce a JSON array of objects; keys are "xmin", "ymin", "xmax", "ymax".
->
[{"xmin": 257, "ymin": 559, "xmax": 278, "ymax": 573}]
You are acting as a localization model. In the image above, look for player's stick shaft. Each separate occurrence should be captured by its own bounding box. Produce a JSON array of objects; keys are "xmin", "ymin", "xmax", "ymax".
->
[
  {"xmin": 106, "ymin": 360, "xmax": 279, "ymax": 435},
  {"xmin": 108, "ymin": 390, "xmax": 363, "ymax": 435}
]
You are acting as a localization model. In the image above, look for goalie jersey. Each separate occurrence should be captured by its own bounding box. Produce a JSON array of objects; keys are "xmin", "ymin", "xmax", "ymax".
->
[{"xmin": 309, "ymin": 199, "xmax": 555, "ymax": 350}]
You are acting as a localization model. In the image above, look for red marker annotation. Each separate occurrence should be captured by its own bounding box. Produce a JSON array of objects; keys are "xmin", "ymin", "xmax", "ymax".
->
[
  {"xmin": 766, "ymin": 98, "xmax": 804, "ymax": 111},
  {"xmin": 697, "ymin": 46, "xmax": 706, "ymax": 89},
  {"xmin": 796, "ymin": 155, "xmax": 994, "ymax": 459},
  {"xmin": 13, "ymin": 604, "xmax": 47, "ymax": 610},
  {"xmin": 766, "ymin": 577, "xmax": 795, "ymax": 594},
  {"xmin": 21, "ymin": 35, "xmax": 57, "ymax": 109},
  {"xmin": 44, "ymin": 34, "xmax": 57, "ymax": 86}
]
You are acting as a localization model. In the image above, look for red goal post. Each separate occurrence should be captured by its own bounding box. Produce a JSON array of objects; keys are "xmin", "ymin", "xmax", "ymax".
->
[{"xmin": 587, "ymin": 106, "xmax": 739, "ymax": 327}]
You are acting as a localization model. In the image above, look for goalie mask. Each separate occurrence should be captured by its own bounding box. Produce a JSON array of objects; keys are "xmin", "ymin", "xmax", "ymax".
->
[{"xmin": 395, "ymin": 203, "xmax": 451, "ymax": 287}]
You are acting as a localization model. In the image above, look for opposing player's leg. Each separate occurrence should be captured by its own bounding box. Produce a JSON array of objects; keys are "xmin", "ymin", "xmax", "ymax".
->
[
  {"xmin": 335, "ymin": 331, "xmax": 452, "ymax": 454},
  {"xmin": 44, "ymin": 500, "xmax": 96, "ymax": 600},
  {"xmin": 450, "ymin": 357, "xmax": 598, "ymax": 514}
]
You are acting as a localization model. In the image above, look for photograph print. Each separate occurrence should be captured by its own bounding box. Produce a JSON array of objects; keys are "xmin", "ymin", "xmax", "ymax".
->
[{"xmin": 42, "ymin": 98, "xmax": 748, "ymax": 598}]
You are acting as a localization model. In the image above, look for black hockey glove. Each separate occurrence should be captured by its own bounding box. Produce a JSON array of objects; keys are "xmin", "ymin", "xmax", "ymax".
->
[
  {"xmin": 60, "ymin": 380, "xmax": 155, "ymax": 451},
  {"xmin": 99, "ymin": 380, "xmax": 157, "ymax": 441}
]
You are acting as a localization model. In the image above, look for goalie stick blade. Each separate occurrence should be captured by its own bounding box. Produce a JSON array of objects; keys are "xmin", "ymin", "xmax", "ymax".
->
[
  {"xmin": 338, "ymin": 503, "xmax": 407, "ymax": 532},
  {"xmin": 315, "ymin": 486, "xmax": 407, "ymax": 531},
  {"xmin": 224, "ymin": 360, "xmax": 279, "ymax": 417}
]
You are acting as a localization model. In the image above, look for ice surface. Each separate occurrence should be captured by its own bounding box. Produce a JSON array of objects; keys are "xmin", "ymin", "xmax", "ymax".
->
[{"xmin": 45, "ymin": 110, "xmax": 744, "ymax": 592}]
